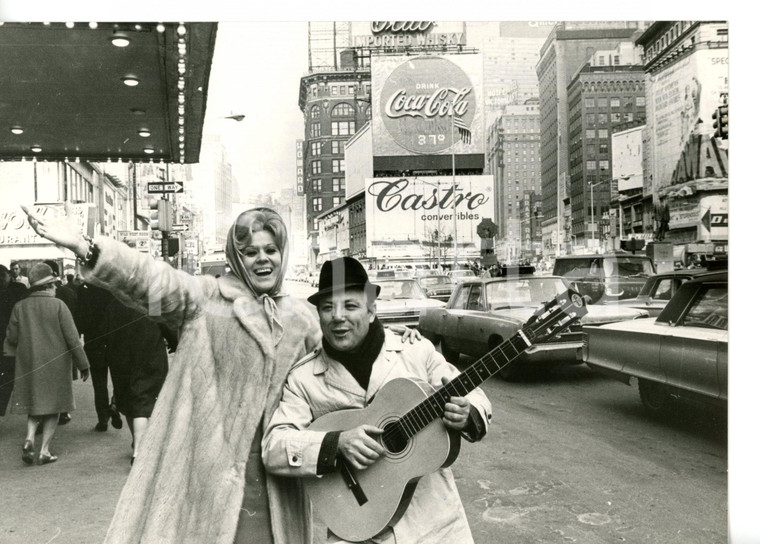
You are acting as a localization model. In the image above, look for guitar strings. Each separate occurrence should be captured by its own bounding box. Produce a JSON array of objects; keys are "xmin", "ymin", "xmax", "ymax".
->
[{"xmin": 382, "ymin": 300, "xmax": 573, "ymax": 445}]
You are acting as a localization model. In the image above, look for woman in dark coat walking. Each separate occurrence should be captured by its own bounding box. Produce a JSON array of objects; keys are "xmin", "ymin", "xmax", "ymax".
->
[
  {"xmin": 0, "ymin": 264, "xmax": 27, "ymax": 416},
  {"xmin": 4, "ymin": 263, "xmax": 90, "ymax": 464},
  {"xmin": 106, "ymin": 294, "xmax": 175, "ymax": 463}
]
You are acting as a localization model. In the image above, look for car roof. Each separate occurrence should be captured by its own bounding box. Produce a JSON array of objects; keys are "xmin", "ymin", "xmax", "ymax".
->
[
  {"xmin": 375, "ymin": 277, "xmax": 417, "ymax": 283},
  {"xmin": 460, "ymin": 274, "xmax": 562, "ymax": 285}
]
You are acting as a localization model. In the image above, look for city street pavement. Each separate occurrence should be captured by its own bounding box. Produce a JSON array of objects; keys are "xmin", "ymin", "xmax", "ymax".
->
[{"xmin": 0, "ymin": 281, "xmax": 728, "ymax": 543}]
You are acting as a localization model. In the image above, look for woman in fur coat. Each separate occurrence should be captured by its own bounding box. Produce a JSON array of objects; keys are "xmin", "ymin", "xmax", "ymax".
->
[{"xmin": 22, "ymin": 204, "xmax": 320, "ymax": 544}]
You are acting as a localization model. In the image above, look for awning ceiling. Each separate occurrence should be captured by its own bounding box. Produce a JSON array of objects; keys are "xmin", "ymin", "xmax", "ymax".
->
[{"xmin": 0, "ymin": 22, "xmax": 216, "ymax": 163}]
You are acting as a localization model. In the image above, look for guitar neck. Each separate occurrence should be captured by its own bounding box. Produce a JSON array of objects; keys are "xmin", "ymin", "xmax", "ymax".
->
[{"xmin": 398, "ymin": 331, "xmax": 531, "ymax": 437}]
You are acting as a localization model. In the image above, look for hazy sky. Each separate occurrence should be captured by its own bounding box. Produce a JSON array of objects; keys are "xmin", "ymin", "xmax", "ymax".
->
[{"xmin": 203, "ymin": 22, "xmax": 308, "ymax": 198}]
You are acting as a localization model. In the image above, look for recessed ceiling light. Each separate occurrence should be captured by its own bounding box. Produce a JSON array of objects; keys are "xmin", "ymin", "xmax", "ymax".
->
[
  {"xmin": 122, "ymin": 76, "xmax": 140, "ymax": 87},
  {"xmin": 156, "ymin": 23, "xmax": 165, "ymax": 33},
  {"xmin": 89, "ymin": 22, "xmax": 98, "ymax": 29},
  {"xmin": 111, "ymin": 35, "xmax": 130, "ymax": 48},
  {"xmin": 31, "ymin": 145, "xmax": 42, "ymax": 153},
  {"xmin": 65, "ymin": 22, "xmax": 75, "ymax": 29},
  {"xmin": 143, "ymin": 147, "xmax": 155, "ymax": 155},
  {"xmin": 138, "ymin": 129, "xmax": 151, "ymax": 138},
  {"xmin": 177, "ymin": 24, "xmax": 186, "ymax": 36},
  {"xmin": 11, "ymin": 127, "xmax": 24, "ymax": 135},
  {"xmin": 134, "ymin": 24, "xmax": 142, "ymax": 31}
]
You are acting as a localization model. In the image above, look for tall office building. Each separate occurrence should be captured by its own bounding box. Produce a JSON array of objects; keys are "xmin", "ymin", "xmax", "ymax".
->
[
  {"xmin": 536, "ymin": 21, "xmax": 646, "ymax": 255},
  {"xmin": 486, "ymin": 99, "xmax": 541, "ymax": 262},
  {"xmin": 566, "ymin": 43, "xmax": 646, "ymax": 249}
]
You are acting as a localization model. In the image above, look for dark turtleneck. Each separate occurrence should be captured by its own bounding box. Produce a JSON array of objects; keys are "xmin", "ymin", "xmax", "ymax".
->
[{"xmin": 322, "ymin": 318, "xmax": 385, "ymax": 391}]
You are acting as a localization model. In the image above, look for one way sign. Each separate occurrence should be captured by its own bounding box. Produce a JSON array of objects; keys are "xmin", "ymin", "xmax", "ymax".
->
[{"xmin": 147, "ymin": 181, "xmax": 184, "ymax": 194}]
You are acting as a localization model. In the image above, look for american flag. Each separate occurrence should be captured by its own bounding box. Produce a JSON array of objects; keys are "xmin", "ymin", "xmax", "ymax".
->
[{"xmin": 452, "ymin": 113, "xmax": 471, "ymax": 145}]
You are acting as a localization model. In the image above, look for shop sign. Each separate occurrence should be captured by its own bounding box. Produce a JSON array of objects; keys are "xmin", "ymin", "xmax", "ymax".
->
[
  {"xmin": 353, "ymin": 21, "xmax": 466, "ymax": 48},
  {"xmin": 296, "ymin": 140, "xmax": 305, "ymax": 195},
  {"xmin": 1, "ymin": 203, "xmax": 94, "ymax": 246}
]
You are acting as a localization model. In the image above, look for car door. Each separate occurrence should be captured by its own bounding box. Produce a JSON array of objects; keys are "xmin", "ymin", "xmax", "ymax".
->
[
  {"xmin": 457, "ymin": 283, "xmax": 487, "ymax": 356},
  {"xmin": 442, "ymin": 285, "xmax": 470, "ymax": 351},
  {"xmin": 659, "ymin": 283, "xmax": 727, "ymax": 400}
]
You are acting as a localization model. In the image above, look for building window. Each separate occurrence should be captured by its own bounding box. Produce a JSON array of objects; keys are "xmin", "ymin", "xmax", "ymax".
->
[
  {"xmin": 625, "ymin": 112, "xmax": 634, "ymax": 122},
  {"xmin": 611, "ymin": 112, "xmax": 622, "ymax": 123},
  {"xmin": 598, "ymin": 129, "xmax": 608, "ymax": 139},
  {"xmin": 586, "ymin": 129, "xmax": 596, "ymax": 139},
  {"xmin": 311, "ymin": 161, "xmax": 322, "ymax": 174},
  {"xmin": 332, "ymin": 159, "xmax": 345, "ymax": 173},
  {"xmin": 584, "ymin": 98, "xmax": 595, "ymax": 108},
  {"xmin": 310, "ymin": 123, "xmax": 321, "ymax": 137},
  {"xmin": 311, "ymin": 141, "xmax": 321, "ymax": 156},
  {"xmin": 586, "ymin": 113, "xmax": 596, "ymax": 125},
  {"xmin": 597, "ymin": 97, "xmax": 608, "ymax": 108},
  {"xmin": 332, "ymin": 178, "xmax": 345, "ymax": 192},
  {"xmin": 597, "ymin": 56, "xmax": 605, "ymax": 65},
  {"xmin": 313, "ymin": 218, "xmax": 319, "ymax": 231},
  {"xmin": 598, "ymin": 114, "xmax": 608, "ymax": 124},
  {"xmin": 636, "ymin": 96, "xmax": 646, "ymax": 107},
  {"xmin": 586, "ymin": 161, "xmax": 596, "ymax": 170},
  {"xmin": 331, "ymin": 140, "xmax": 345, "ymax": 155},
  {"xmin": 599, "ymin": 160, "xmax": 609, "ymax": 171},
  {"xmin": 331, "ymin": 121, "xmax": 355, "ymax": 136},
  {"xmin": 340, "ymin": 85, "xmax": 347, "ymax": 95},
  {"xmin": 610, "ymin": 98, "xmax": 621, "ymax": 108},
  {"xmin": 313, "ymin": 179, "xmax": 322, "ymax": 192},
  {"xmin": 599, "ymin": 143, "xmax": 608, "ymax": 154},
  {"xmin": 333, "ymin": 196, "xmax": 342, "ymax": 208},
  {"xmin": 332, "ymin": 103, "xmax": 355, "ymax": 116},
  {"xmin": 613, "ymin": 55, "xmax": 620, "ymax": 65},
  {"xmin": 312, "ymin": 197, "xmax": 323, "ymax": 212}
]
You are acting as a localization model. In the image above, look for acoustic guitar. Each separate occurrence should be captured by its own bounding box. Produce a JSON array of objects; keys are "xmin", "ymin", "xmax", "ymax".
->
[{"xmin": 304, "ymin": 289, "xmax": 588, "ymax": 542}]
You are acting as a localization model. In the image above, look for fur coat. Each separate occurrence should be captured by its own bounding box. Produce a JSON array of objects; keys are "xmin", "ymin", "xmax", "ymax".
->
[{"xmin": 84, "ymin": 237, "xmax": 320, "ymax": 544}]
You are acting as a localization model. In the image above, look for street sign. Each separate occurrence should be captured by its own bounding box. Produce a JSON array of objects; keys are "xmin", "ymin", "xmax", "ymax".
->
[
  {"xmin": 147, "ymin": 181, "xmax": 184, "ymax": 194},
  {"xmin": 172, "ymin": 224, "xmax": 189, "ymax": 232}
]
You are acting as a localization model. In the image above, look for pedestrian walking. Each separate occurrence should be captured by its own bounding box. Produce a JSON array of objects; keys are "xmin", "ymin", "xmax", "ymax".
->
[
  {"xmin": 75, "ymin": 282, "xmax": 123, "ymax": 432},
  {"xmin": 106, "ymin": 294, "xmax": 175, "ymax": 464},
  {"xmin": 3, "ymin": 262, "xmax": 90, "ymax": 465},
  {"xmin": 1, "ymin": 264, "xmax": 28, "ymax": 416}
]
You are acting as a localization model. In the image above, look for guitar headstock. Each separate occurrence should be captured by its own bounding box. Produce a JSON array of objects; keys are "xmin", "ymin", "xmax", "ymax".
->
[{"xmin": 523, "ymin": 289, "xmax": 588, "ymax": 344}]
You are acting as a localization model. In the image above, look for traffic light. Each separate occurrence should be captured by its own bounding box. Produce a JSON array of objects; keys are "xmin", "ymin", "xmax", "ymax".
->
[
  {"xmin": 149, "ymin": 198, "xmax": 172, "ymax": 232},
  {"xmin": 712, "ymin": 104, "xmax": 728, "ymax": 139}
]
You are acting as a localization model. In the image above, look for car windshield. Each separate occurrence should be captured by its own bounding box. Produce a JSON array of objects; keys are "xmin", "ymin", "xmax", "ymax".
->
[
  {"xmin": 376, "ymin": 280, "xmax": 427, "ymax": 300},
  {"xmin": 451, "ymin": 270, "xmax": 475, "ymax": 278},
  {"xmin": 486, "ymin": 278, "xmax": 567, "ymax": 309},
  {"xmin": 603, "ymin": 257, "xmax": 654, "ymax": 277},
  {"xmin": 420, "ymin": 276, "xmax": 451, "ymax": 286}
]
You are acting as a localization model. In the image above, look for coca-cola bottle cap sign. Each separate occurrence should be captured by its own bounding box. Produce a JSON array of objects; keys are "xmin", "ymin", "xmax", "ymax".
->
[{"xmin": 380, "ymin": 56, "xmax": 476, "ymax": 154}]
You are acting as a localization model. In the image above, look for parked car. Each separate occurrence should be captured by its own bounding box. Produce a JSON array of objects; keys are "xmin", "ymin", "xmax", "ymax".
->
[
  {"xmin": 583, "ymin": 272, "xmax": 727, "ymax": 411},
  {"xmin": 603, "ymin": 268, "xmax": 720, "ymax": 317},
  {"xmin": 374, "ymin": 278, "xmax": 445, "ymax": 328},
  {"xmin": 418, "ymin": 275, "xmax": 646, "ymax": 379},
  {"xmin": 417, "ymin": 274, "xmax": 455, "ymax": 302},
  {"xmin": 553, "ymin": 253, "xmax": 654, "ymax": 304},
  {"xmin": 448, "ymin": 269, "xmax": 477, "ymax": 284}
]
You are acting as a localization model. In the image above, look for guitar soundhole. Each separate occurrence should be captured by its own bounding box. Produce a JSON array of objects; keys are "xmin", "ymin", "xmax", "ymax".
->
[{"xmin": 381, "ymin": 421, "xmax": 408, "ymax": 455}]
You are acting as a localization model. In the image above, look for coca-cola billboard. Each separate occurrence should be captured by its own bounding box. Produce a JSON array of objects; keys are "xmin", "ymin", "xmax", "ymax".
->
[{"xmin": 372, "ymin": 54, "xmax": 484, "ymax": 159}]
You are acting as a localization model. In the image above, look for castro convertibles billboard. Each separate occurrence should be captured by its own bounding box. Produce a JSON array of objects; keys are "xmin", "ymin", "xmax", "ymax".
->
[
  {"xmin": 371, "ymin": 54, "xmax": 485, "ymax": 166},
  {"xmin": 364, "ymin": 175, "xmax": 494, "ymax": 253}
]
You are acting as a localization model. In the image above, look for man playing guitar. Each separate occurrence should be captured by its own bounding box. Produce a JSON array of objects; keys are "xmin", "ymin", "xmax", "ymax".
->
[{"xmin": 262, "ymin": 257, "xmax": 491, "ymax": 543}]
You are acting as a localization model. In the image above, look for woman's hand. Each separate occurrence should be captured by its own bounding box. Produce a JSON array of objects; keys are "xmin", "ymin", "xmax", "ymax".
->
[
  {"xmin": 21, "ymin": 202, "xmax": 89, "ymax": 258},
  {"xmin": 388, "ymin": 325, "xmax": 423, "ymax": 344}
]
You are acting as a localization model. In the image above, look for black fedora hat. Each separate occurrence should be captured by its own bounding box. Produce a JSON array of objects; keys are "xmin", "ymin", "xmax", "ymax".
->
[{"xmin": 307, "ymin": 257, "xmax": 381, "ymax": 306}]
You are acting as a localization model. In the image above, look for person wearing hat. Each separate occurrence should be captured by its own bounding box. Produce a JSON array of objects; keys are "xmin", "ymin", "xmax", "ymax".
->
[
  {"xmin": 3, "ymin": 262, "xmax": 90, "ymax": 465},
  {"xmin": 262, "ymin": 257, "xmax": 492, "ymax": 544}
]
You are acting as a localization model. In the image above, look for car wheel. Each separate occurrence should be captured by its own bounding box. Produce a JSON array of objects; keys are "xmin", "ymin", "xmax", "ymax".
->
[
  {"xmin": 638, "ymin": 379, "xmax": 671, "ymax": 412},
  {"xmin": 440, "ymin": 339, "xmax": 459, "ymax": 365}
]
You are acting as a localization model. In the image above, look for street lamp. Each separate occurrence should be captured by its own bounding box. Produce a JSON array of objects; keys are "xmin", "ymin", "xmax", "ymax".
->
[{"xmin": 589, "ymin": 179, "xmax": 608, "ymax": 252}]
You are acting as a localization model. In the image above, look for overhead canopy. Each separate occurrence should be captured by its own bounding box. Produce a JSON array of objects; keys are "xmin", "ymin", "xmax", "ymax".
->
[{"xmin": 0, "ymin": 22, "xmax": 216, "ymax": 163}]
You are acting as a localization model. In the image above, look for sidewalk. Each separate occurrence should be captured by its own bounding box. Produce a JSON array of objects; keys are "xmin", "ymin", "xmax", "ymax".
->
[{"xmin": 0, "ymin": 379, "xmax": 130, "ymax": 544}]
